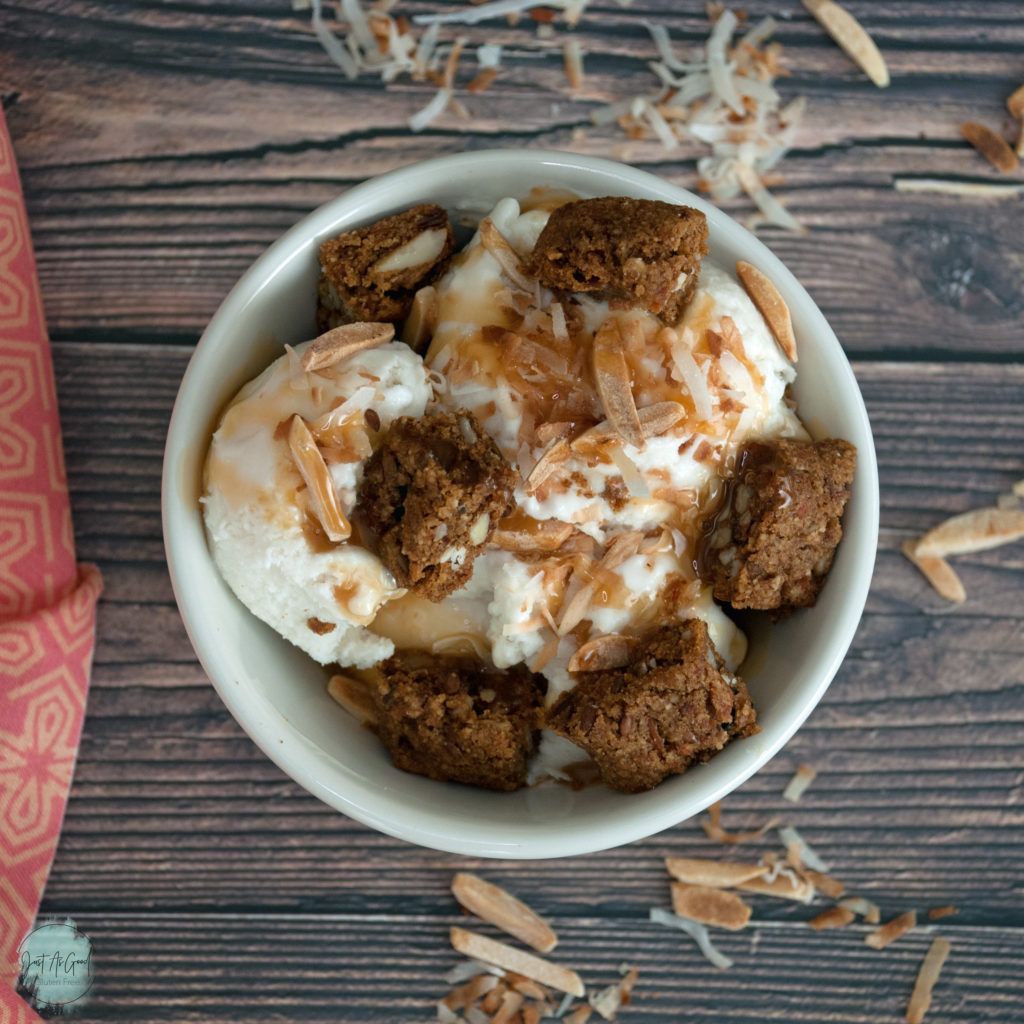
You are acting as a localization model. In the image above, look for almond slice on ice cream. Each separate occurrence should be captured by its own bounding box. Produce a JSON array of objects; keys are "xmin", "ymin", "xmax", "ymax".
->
[
  {"xmin": 287, "ymin": 415, "xmax": 351, "ymax": 542},
  {"xmin": 638, "ymin": 401, "xmax": 687, "ymax": 437},
  {"xmin": 491, "ymin": 519, "xmax": 575, "ymax": 553},
  {"xmin": 802, "ymin": 0, "xmax": 889, "ymax": 88},
  {"xmin": 960, "ymin": 122, "xmax": 1019, "ymax": 173},
  {"xmin": 901, "ymin": 540, "xmax": 966, "ymax": 603},
  {"xmin": 479, "ymin": 217, "xmax": 534, "ymax": 292},
  {"xmin": 326, "ymin": 674, "xmax": 376, "ymax": 725},
  {"xmin": 906, "ymin": 937, "xmax": 952, "ymax": 1024},
  {"xmin": 568, "ymin": 634, "xmax": 634, "ymax": 673},
  {"xmin": 671, "ymin": 883, "xmax": 752, "ymax": 931},
  {"xmin": 915, "ymin": 506, "xmax": 1024, "ymax": 558},
  {"xmin": 736, "ymin": 261, "xmax": 797, "ymax": 362},
  {"xmin": 451, "ymin": 874, "xmax": 558, "ymax": 953},
  {"xmin": 664, "ymin": 857, "xmax": 769, "ymax": 888},
  {"xmin": 449, "ymin": 928, "xmax": 584, "ymax": 997},
  {"xmin": 593, "ymin": 321, "xmax": 644, "ymax": 450},
  {"xmin": 300, "ymin": 321, "xmax": 395, "ymax": 372}
]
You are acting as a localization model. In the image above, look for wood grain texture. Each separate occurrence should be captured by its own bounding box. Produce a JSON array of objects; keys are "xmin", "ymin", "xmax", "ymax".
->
[{"xmin": 5, "ymin": 0, "xmax": 1024, "ymax": 1020}]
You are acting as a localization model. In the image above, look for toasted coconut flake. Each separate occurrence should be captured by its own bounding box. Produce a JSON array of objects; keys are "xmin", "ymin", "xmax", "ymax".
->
[
  {"xmin": 894, "ymin": 178, "xmax": 1024, "ymax": 197},
  {"xmin": 588, "ymin": 966, "xmax": 638, "ymax": 1021},
  {"xmin": 563, "ymin": 38, "xmax": 584, "ymax": 89},
  {"xmin": 928, "ymin": 905, "xmax": 958, "ymax": 921},
  {"xmin": 736, "ymin": 262, "xmax": 797, "ymax": 362},
  {"xmin": 301, "ymin": 321, "xmax": 395, "ymax": 371},
  {"xmin": 671, "ymin": 882, "xmax": 751, "ymax": 931},
  {"xmin": 802, "ymin": 869, "xmax": 845, "ymax": 901},
  {"xmin": 838, "ymin": 896, "xmax": 881, "ymax": 921},
  {"xmin": 865, "ymin": 910, "xmax": 917, "ymax": 950},
  {"xmin": 778, "ymin": 826, "xmax": 830, "ymax": 873},
  {"xmin": 649, "ymin": 908, "xmax": 733, "ymax": 970},
  {"xmin": 901, "ymin": 540, "xmax": 966, "ymax": 603},
  {"xmin": 607, "ymin": 445, "xmax": 650, "ymax": 498},
  {"xmin": 444, "ymin": 960, "xmax": 507, "ymax": 986},
  {"xmin": 668, "ymin": 331, "xmax": 713, "ymax": 422},
  {"xmin": 916, "ymin": 506, "xmax": 1024, "ymax": 558},
  {"xmin": 490, "ymin": 989, "xmax": 525, "ymax": 1024},
  {"xmin": 593, "ymin": 321, "xmax": 644, "ymax": 450},
  {"xmin": 568, "ymin": 634, "xmax": 634, "ymax": 673},
  {"xmin": 906, "ymin": 937, "xmax": 952, "ymax": 1024},
  {"xmin": 403, "ymin": 285, "xmax": 438, "ymax": 351},
  {"xmin": 738, "ymin": 873, "xmax": 815, "ymax": 904},
  {"xmin": 527, "ymin": 438, "xmax": 571, "ymax": 494},
  {"xmin": 444, "ymin": 973, "xmax": 502, "ymax": 1011},
  {"xmin": 410, "ymin": 86, "xmax": 452, "ymax": 131},
  {"xmin": 802, "ymin": 0, "xmax": 889, "ymax": 87},
  {"xmin": 961, "ymin": 122, "xmax": 1019, "ymax": 173},
  {"xmin": 327, "ymin": 673, "xmax": 377, "ymax": 725},
  {"xmin": 564, "ymin": 1006, "xmax": 592, "ymax": 1024},
  {"xmin": 702, "ymin": 801, "xmax": 780, "ymax": 844},
  {"xmin": 530, "ymin": 635, "xmax": 561, "ymax": 673},
  {"xmin": 638, "ymin": 401, "xmax": 687, "ymax": 437},
  {"xmin": 809, "ymin": 907, "xmax": 855, "ymax": 930},
  {"xmin": 288, "ymin": 415, "xmax": 352, "ymax": 542},
  {"xmin": 782, "ymin": 763, "xmax": 817, "ymax": 803},
  {"xmin": 736, "ymin": 162, "xmax": 806, "ymax": 234},
  {"xmin": 599, "ymin": 531, "xmax": 644, "ymax": 571},
  {"xmin": 480, "ymin": 217, "xmax": 534, "ymax": 291},
  {"xmin": 665, "ymin": 857, "xmax": 769, "ymax": 888},
  {"xmin": 492, "ymin": 519, "xmax": 575, "ymax": 553},
  {"xmin": 558, "ymin": 580, "xmax": 596, "ymax": 636},
  {"xmin": 452, "ymin": 874, "xmax": 558, "ymax": 953},
  {"xmin": 450, "ymin": 928, "xmax": 584, "ymax": 997},
  {"xmin": 310, "ymin": 0, "xmax": 359, "ymax": 78}
]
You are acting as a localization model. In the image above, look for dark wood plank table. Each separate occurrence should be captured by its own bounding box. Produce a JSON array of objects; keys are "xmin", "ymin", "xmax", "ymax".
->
[{"xmin": 4, "ymin": 1, "xmax": 1023, "ymax": 1020}]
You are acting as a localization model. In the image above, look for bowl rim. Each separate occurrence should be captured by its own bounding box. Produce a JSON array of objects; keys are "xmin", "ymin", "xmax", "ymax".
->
[{"xmin": 162, "ymin": 148, "xmax": 879, "ymax": 859}]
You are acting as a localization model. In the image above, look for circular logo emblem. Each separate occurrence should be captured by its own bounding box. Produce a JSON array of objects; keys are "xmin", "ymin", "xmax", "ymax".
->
[{"xmin": 17, "ymin": 918, "xmax": 93, "ymax": 1013}]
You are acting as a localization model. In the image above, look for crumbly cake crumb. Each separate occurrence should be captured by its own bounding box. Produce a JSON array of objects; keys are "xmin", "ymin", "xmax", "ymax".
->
[
  {"xmin": 698, "ymin": 437, "xmax": 857, "ymax": 611},
  {"xmin": 317, "ymin": 204, "xmax": 455, "ymax": 331},
  {"xmin": 546, "ymin": 620, "xmax": 758, "ymax": 793},
  {"xmin": 357, "ymin": 410, "xmax": 517, "ymax": 601},
  {"xmin": 373, "ymin": 653, "xmax": 545, "ymax": 791},
  {"xmin": 526, "ymin": 197, "xmax": 708, "ymax": 323}
]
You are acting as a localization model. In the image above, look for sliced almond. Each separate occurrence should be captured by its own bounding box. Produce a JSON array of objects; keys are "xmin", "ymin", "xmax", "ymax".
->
[
  {"xmin": 838, "ymin": 896, "xmax": 881, "ymax": 921},
  {"xmin": 479, "ymin": 217, "xmax": 534, "ymax": 292},
  {"xmin": 452, "ymin": 874, "xmax": 558, "ymax": 954},
  {"xmin": 737, "ymin": 873, "xmax": 815, "ymax": 903},
  {"xmin": 901, "ymin": 539, "xmax": 966, "ymax": 603},
  {"xmin": 802, "ymin": 869, "xmax": 845, "ymax": 901},
  {"xmin": 450, "ymin": 928, "xmax": 584, "ymax": 998},
  {"xmin": 1006, "ymin": 83, "xmax": 1024, "ymax": 119},
  {"xmin": 915, "ymin": 506, "xmax": 1024, "ymax": 558},
  {"xmin": 491, "ymin": 519, "xmax": 575, "ymax": 553},
  {"xmin": 558, "ymin": 580, "xmax": 596, "ymax": 636},
  {"xmin": 288, "ymin": 415, "xmax": 351, "ymax": 542},
  {"xmin": 598, "ymin": 530, "xmax": 644, "ymax": 571},
  {"xmin": 592, "ymin": 320, "xmax": 644, "ymax": 450},
  {"xmin": 736, "ymin": 261, "xmax": 797, "ymax": 362},
  {"xmin": 782, "ymin": 763, "xmax": 817, "ymax": 803},
  {"xmin": 809, "ymin": 907, "xmax": 855, "ymax": 930},
  {"xmin": 300, "ymin": 321, "xmax": 395, "ymax": 372},
  {"xmin": 671, "ymin": 882, "xmax": 752, "ymax": 931},
  {"xmin": 568, "ymin": 634, "xmax": 634, "ymax": 673},
  {"xmin": 535, "ymin": 421, "xmax": 573, "ymax": 444},
  {"xmin": 638, "ymin": 401, "xmax": 687, "ymax": 437},
  {"xmin": 802, "ymin": 0, "xmax": 889, "ymax": 88},
  {"xmin": 906, "ymin": 937, "xmax": 952, "ymax": 1024},
  {"xmin": 865, "ymin": 909, "xmax": 917, "ymax": 950},
  {"xmin": 702, "ymin": 802, "xmax": 780, "ymax": 844},
  {"xmin": 530, "ymin": 635, "xmax": 561, "ymax": 674},
  {"xmin": 526, "ymin": 438, "xmax": 571, "ymax": 494},
  {"xmin": 326, "ymin": 673, "xmax": 376, "ymax": 725},
  {"xmin": 402, "ymin": 285, "xmax": 438, "ymax": 353},
  {"xmin": 664, "ymin": 857, "xmax": 769, "ymax": 888},
  {"xmin": 961, "ymin": 122, "xmax": 1019, "ymax": 174}
]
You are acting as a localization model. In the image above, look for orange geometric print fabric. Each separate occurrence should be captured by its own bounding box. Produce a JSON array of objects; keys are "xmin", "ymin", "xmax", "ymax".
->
[{"xmin": 0, "ymin": 106, "xmax": 102, "ymax": 1019}]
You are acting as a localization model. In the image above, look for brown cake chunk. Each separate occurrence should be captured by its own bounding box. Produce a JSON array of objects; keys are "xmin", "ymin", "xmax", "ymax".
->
[
  {"xmin": 526, "ymin": 197, "xmax": 708, "ymax": 323},
  {"xmin": 317, "ymin": 204, "xmax": 455, "ymax": 331},
  {"xmin": 547, "ymin": 621, "xmax": 758, "ymax": 793},
  {"xmin": 357, "ymin": 410, "xmax": 517, "ymax": 601},
  {"xmin": 373, "ymin": 653, "xmax": 545, "ymax": 791},
  {"xmin": 699, "ymin": 438, "xmax": 857, "ymax": 611}
]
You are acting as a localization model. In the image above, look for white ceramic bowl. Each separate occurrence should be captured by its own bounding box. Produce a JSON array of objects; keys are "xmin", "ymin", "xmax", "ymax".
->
[{"xmin": 162, "ymin": 150, "xmax": 878, "ymax": 859}]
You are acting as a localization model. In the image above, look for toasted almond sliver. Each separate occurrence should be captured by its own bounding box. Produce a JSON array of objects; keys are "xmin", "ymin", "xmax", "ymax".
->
[
  {"xmin": 782, "ymin": 763, "xmax": 817, "ymax": 803},
  {"xmin": 961, "ymin": 122, "xmax": 1019, "ymax": 174},
  {"xmin": 865, "ymin": 909, "xmax": 917, "ymax": 950},
  {"xmin": 736, "ymin": 261, "xmax": 797, "ymax": 362},
  {"xmin": 491, "ymin": 519, "xmax": 575, "ymax": 553},
  {"xmin": 638, "ymin": 401, "xmax": 688, "ymax": 437},
  {"xmin": 809, "ymin": 907, "xmax": 856, "ymax": 930},
  {"xmin": 326, "ymin": 674, "xmax": 377, "ymax": 725},
  {"xmin": 802, "ymin": 0, "xmax": 889, "ymax": 88},
  {"xmin": 300, "ymin": 321, "xmax": 395, "ymax": 372},
  {"xmin": 664, "ymin": 857, "xmax": 769, "ymax": 888},
  {"xmin": 527, "ymin": 438, "xmax": 571, "ymax": 494},
  {"xmin": 901, "ymin": 540, "xmax": 966, "ymax": 603},
  {"xmin": 452, "ymin": 874, "xmax": 558, "ymax": 954},
  {"xmin": 915, "ymin": 506, "xmax": 1024, "ymax": 558},
  {"xmin": 1008, "ymin": 83, "xmax": 1024, "ymax": 118},
  {"xmin": 593, "ymin": 321, "xmax": 645, "ymax": 450},
  {"xmin": 802, "ymin": 868, "xmax": 845, "ymax": 901},
  {"xmin": 288, "ymin": 415, "xmax": 351, "ymax": 542},
  {"xmin": 906, "ymin": 937, "xmax": 952, "ymax": 1024},
  {"xmin": 479, "ymin": 217, "xmax": 534, "ymax": 292},
  {"xmin": 738, "ymin": 873, "xmax": 815, "ymax": 904},
  {"xmin": 568, "ymin": 634, "xmax": 634, "ymax": 673},
  {"xmin": 558, "ymin": 580, "xmax": 596, "ymax": 636},
  {"xmin": 671, "ymin": 882, "xmax": 752, "ymax": 931},
  {"xmin": 449, "ymin": 928, "xmax": 584, "ymax": 998},
  {"xmin": 928, "ymin": 905, "xmax": 958, "ymax": 920},
  {"xmin": 702, "ymin": 802, "xmax": 781, "ymax": 844}
]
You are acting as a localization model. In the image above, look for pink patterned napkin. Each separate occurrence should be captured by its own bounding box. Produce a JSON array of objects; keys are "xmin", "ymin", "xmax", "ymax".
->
[{"xmin": 0, "ymin": 105, "xmax": 103, "ymax": 1020}]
